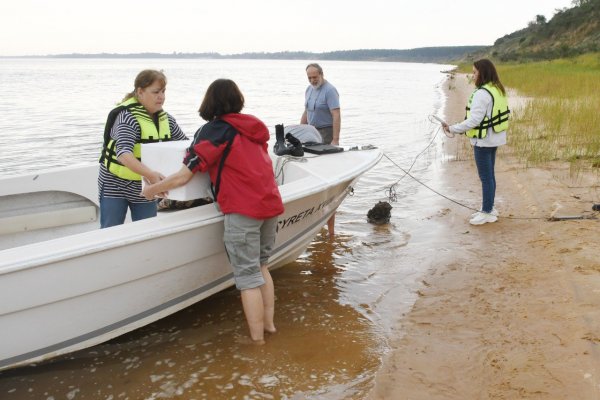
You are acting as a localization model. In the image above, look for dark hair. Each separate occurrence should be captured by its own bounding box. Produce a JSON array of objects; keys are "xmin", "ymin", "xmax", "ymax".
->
[
  {"xmin": 123, "ymin": 69, "xmax": 167, "ymax": 102},
  {"xmin": 306, "ymin": 63, "xmax": 323, "ymax": 75},
  {"xmin": 198, "ymin": 79, "xmax": 245, "ymax": 121},
  {"xmin": 474, "ymin": 59, "xmax": 506, "ymax": 95}
]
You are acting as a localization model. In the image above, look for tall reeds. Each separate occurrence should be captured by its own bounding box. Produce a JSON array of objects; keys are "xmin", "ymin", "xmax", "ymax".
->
[{"xmin": 498, "ymin": 53, "xmax": 600, "ymax": 171}]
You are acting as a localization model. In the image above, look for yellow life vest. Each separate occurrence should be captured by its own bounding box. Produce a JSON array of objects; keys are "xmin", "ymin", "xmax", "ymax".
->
[
  {"xmin": 465, "ymin": 84, "xmax": 510, "ymax": 139},
  {"xmin": 100, "ymin": 98, "xmax": 171, "ymax": 181}
]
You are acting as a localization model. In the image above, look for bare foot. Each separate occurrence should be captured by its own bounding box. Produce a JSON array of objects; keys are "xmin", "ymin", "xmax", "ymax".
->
[
  {"xmin": 235, "ymin": 335, "xmax": 265, "ymax": 346},
  {"xmin": 265, "ymin": 326, "xmax": 277, "ymax": 334}
]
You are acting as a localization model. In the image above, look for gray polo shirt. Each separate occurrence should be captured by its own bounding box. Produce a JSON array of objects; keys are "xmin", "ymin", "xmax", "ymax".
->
[{"xmin": 304, "ymin": 80, "xmax": 340, "ymax": 129}]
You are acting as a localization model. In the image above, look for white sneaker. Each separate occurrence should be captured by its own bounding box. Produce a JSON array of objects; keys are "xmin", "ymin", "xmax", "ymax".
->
[
  {"xmin": 470, "ymin": 208, "xmax": 498, "ymax": 219},
  {"xmin": 469, "ymin": 211, "xmax": 498, "ymax": 225}
]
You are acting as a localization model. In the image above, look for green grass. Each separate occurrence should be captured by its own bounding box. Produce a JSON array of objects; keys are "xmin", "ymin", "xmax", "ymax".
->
[
  {"xmin": 499, "ymin": 53, "xmax": 600, "ymax": 99},
  {"xmin": 456, "ymin": 54, "xmax": 600, "ymax": 171}
]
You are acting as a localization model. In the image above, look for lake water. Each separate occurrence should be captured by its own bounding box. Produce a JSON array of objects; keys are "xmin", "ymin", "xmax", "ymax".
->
[{"xmin": 0, "ymin": 58, "xmax": 454, "ymax": 399}]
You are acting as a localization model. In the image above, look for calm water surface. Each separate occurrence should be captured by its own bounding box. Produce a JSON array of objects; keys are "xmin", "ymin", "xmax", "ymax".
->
[{"xmin": 0, "ymin": 58, "xmax": 453, "ymax": 399}]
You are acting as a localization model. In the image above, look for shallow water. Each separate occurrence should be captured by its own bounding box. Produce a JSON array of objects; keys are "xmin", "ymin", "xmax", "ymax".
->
[{"xmin": 0, "ymin": 58, "xmax": 453, "ymax": 399}]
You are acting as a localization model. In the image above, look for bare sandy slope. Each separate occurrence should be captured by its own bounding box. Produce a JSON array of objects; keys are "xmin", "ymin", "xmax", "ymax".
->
[{"xmin": 368, "ymin": 73, "xmax": 600, "ymax": 399}]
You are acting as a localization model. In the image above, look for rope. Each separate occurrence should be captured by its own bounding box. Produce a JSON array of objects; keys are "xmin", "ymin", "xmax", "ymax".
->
[
  {"xmin": 382, "ymin": 118, "xmax": 597, "ymax": 221},
  {"xmin": 428, "ymin": 114, "xmax": 455, "ymax": 138},
  {"xmin": 383, "ymin": 152, "xmax": 481, "ymax": 212},
  {"xmin": 384, "ymin": 118, "xmax": 447, "ymax": 201},
  {"xmin": 387, "ymin": 119, "xmax": 442, "ymax": 190},
  {"xmin": 274, "ymin": 155, "xmax": 308, "ymax": 184}
]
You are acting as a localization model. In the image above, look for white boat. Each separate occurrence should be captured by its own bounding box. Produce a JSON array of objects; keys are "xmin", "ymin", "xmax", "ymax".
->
[{"xmin": 0, "ymin": 149, "xmax": 382, "ymax": 371}]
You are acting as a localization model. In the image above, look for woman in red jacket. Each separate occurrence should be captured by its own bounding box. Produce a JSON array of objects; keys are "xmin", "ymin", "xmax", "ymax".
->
[{"xmin": 142, "ymin": 79, "xmax": 284, "ymax": 344}]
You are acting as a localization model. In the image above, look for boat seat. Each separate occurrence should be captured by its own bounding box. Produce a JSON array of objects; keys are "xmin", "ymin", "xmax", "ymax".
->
[{"xmin": 0, "ymin": 206, "xmax": 97, "ymax": 235}]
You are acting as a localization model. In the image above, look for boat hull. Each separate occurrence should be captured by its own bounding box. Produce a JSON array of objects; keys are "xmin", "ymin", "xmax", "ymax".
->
[{"xmin": 0, "ymin": 150, "xmax": 382, "ymax": 370}]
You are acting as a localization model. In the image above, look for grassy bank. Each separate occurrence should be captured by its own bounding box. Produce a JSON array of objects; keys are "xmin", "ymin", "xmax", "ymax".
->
[{"xmin": 457, "ymin": 53, "xmax": 600, "ymax": 172}]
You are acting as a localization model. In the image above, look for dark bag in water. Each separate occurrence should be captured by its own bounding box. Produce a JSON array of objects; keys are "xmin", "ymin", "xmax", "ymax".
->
[{"xmin": 273, "ymin": 124, "xmax": 304, "ymax": 156}]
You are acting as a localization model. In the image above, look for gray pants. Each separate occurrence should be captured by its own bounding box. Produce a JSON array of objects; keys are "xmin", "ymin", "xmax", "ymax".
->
[
  {"xmin": 223, "ymin": 214, "xmax": 278, "ymax": 290},
  {"xmin": 316, "ymin": 126, "xmax": 333, "ymax": 144}
]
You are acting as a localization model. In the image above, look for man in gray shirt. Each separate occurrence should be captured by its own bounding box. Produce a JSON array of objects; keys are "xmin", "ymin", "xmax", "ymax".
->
[
  {"xmin": 300, "ymin": 63, "xmax": 341, "ymax": 239},
  {"xmin": 300, "ymin": 63, "xmax": 341, "ymax": 145}
]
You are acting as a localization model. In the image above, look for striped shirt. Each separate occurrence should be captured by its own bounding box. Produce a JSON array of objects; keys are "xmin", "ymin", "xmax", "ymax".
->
[{"xmin": 98, "ymin": 110, "xmax": 187, "ymax": 203}]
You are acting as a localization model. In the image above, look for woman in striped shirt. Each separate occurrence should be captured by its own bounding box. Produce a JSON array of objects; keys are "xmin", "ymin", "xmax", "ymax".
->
[{"xmin": 98, "ymin": 69, "xmax": 187, "ymax": 228}]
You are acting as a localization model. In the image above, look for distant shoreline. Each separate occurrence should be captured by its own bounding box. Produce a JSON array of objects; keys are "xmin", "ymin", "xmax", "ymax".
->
[{"xmin": 0, "ymin": 46, "xmax": 486, "ymax": 63}]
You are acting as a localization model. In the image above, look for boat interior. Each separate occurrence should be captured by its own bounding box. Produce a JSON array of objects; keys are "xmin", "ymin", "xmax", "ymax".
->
[{"xmin": 0, "ymin": 155, "xmax": 322, "ymax": 251}]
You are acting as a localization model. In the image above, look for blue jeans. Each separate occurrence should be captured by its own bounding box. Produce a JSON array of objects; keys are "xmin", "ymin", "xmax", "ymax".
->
[
  {"xmin": 473, "ymin": 146, "xmax": 497, "ymax": 213},
  {"xmin": 100, "ymin": 196, "xmax": 157, "ymax": 228}
]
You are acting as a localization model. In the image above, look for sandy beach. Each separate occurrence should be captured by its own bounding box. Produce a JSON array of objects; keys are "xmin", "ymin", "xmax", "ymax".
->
[{"xmin": 368, "ymin": 72, "xmax": 600, "ymax": 399}]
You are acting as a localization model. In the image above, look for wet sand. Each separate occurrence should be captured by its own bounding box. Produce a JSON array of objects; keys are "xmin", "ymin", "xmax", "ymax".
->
[{"xmin": 368, "ymin": 72, "xmax": 600, "ymax": 399}]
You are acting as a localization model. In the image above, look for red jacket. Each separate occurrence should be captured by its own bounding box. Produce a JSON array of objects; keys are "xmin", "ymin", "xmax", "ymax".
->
[{"xmin": 183, "ymin": 113, "xmax": 284, "ymax": 219}]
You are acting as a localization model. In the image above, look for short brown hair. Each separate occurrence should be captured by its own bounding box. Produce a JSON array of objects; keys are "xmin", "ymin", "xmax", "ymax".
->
[{"xmin": 198, "ymin": 79, "xmax": 245, "ymax": 121}]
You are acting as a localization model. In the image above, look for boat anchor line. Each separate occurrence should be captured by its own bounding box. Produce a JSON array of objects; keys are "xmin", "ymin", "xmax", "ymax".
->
[
  {"xmin": 383, "ymin": 151, "xmax": 598, "ymax": 221},
  {"xmin": 370, "ymin": 115, "xmax": 600, "ymax": 221}
]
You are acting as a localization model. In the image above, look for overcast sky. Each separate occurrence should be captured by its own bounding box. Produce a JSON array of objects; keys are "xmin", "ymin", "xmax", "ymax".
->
[{"xmin": 1, "ymin": 0, "xmax": 575, "ymax": 56}]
